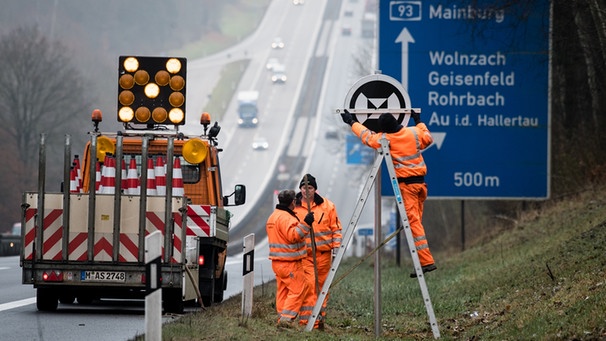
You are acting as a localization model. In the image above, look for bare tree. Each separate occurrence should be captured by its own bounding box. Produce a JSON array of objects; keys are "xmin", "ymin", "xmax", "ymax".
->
[{"xmin": 0, "ymin": 26, "xmax": 92, "ymax": 228}]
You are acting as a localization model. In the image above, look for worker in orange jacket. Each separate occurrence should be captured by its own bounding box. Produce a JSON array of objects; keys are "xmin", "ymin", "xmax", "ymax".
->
[
  {"xmin": 341, "ymin": 110, "xmax": 437, "ymax": 277},
  {"xmin": 266, "ymin": 189, "xmax": 315, "ymax": 328},
  {"xmin": 294, "ymin": 174, "xmax": 342, "ymax": 329}
]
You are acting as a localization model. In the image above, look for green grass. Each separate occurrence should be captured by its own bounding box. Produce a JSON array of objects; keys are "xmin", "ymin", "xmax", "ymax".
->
[
  {"xmin": 144, "ymin": 186, "xmax": 606, "ymax": 340},
  {"xmin": 202, "ymin": 59, "xmax": 250, "ymax": 122}
]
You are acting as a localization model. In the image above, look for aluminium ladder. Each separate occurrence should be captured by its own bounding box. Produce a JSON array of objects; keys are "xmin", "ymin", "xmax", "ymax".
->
[{"xmin": 305, "ymin": 138, "xmax": 440, "ymax": 338}]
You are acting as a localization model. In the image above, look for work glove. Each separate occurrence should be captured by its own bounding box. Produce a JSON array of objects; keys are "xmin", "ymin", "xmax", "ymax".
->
[
  {"xmin": 304, "ymin": 212, "xmax": 315, "ymax": 226},
  {"xmin": 340, "ymin": 110, "xmax": 355, "ymax": 126},
  {"xmin": 411, "ymin": 109, "xmax": 421, "ymax": 125}
]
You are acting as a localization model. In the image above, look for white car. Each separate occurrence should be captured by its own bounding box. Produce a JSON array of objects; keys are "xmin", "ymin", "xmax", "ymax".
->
[
  {"xmin": 252, "ymin": 137, "xmax": 269, "ymax": 150},
  {"xmin": 293, "ymin": 0, "xmax": 305, "ymax": 4},
  {"xmin": 271, "ymin": 37, "xmax": 285, "ymax": 49},
  {"xmin": 266, "ymin": 57, "xmax": 280, "ymax": 71},
  {"xmin": 271, "ymin": 64, "xmax": 287, "ymax": 84}
]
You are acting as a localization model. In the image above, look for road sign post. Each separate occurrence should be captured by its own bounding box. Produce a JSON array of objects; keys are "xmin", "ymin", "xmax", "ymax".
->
[
  {"xmin": 145, "ymin": 231, "xmax": 162, "ymax": 341},
  {"xmin": 379, "ymin": 0, "xmax": 551, "ymax": 199}
]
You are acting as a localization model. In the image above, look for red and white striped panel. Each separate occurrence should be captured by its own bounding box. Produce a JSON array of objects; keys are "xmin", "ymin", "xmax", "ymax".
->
[
  {"xmin": 41, "ymin": 209, "xmax": 63, "ymax": 260},
  {"xmin": 186, "ymin": 205, "xmax": 211, "ymax": 237},
  {"xmin": 23, "ymin": 207, "xmax": 36, "ymax": 260},
  {"xmin": 171, "ymin": 212, "xmax": 183, "ymax": 263}
]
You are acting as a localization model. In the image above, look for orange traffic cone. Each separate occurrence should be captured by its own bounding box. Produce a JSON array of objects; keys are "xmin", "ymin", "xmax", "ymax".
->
[
  {"xmin": 146, "ymin": 157, "xmax": 157, "ymax": 196},
  {"xmin": 155, "ymin": 156, "xmax": 166, "ymax": 195},
  {"xmin": 100, "ymin": 154, "xmax": 116, "ymax": 194},
  {"xmin": 69, "ymin": 167, "xmax": 79, "ymax": 193},
  {"xmin": 172, "ymin": 157, "xmax": 184, "ymax": 197},
  {"xmin": 126, "ymin": 158, "xmax": 140, "ymax": 195}
]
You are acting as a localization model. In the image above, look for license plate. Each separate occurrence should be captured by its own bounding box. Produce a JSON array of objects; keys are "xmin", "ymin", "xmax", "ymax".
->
[{"xmin": 81, "ymin": 271, "xmax": 126, "ymax": 282}]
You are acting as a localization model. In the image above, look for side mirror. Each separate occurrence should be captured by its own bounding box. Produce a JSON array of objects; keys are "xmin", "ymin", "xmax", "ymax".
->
[{"xmin": 223, "ymin": 184, "xmax": 246, "ymax": 206}]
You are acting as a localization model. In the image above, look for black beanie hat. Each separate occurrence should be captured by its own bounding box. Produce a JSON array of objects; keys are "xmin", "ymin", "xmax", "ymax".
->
[
  {"xmin": 299, "ymin": 174, "xmax": 317, "ymax": 189},
  {"xmin": 378, "ymin": 113, "xmax": 402, "ymax": 133}
]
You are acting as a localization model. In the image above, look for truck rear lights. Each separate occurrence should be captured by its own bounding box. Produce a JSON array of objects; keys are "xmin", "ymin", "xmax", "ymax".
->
[
  {"xmin": 42, "ymin": 270, "xmax": 64, "ymax": 282},
  {"xmin": 198, "ymin": 255, "xmax": 205, "ymax": 266}
]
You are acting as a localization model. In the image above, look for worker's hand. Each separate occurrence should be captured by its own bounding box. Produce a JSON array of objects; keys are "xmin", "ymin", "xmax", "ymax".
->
[
  {"xmin": 304, "ymin": 212, "xmax": 315, "ymax": 226},
  {"xmin": 411, "ymin": 109, "xmax": 421, "ymax": 125},
  {"xmin": 340, "ymin": 110, "xmax": 355, "ymax": 126}
]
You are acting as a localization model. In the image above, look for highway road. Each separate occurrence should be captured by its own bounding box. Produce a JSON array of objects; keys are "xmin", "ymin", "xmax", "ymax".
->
[{"xmin": 0, "ymin": 0, "xmax": 385, "ymax": 340}]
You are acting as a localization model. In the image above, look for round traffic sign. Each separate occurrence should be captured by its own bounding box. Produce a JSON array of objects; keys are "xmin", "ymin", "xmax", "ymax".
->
[{"xmin": 343, "ymin": 74, "xmax": 412, "ymax": 132}]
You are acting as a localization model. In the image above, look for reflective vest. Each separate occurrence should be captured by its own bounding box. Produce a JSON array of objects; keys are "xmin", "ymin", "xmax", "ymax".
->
[
  {"xmin": 266, "ymin": 205, "xmax": 310, "ymax": 261},
  {"xmin": 352, "ymin": 122, "xmax": 433, "ymax": 178},
  {"xmin": 294, "ymin": 193, "xmax": 342, "ymax": 253}
]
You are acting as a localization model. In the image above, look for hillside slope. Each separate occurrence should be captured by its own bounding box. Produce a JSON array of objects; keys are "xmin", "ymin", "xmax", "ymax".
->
[{"xmin": 146, "ymin": 186, "xmax": 606, "ymax": 340}]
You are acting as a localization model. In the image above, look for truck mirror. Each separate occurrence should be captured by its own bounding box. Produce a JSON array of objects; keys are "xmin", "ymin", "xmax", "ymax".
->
[
  {"xmin": 234, "ymin": 184, "xmax": 246, "ymax": 205},
  {"xmin": 223, "ymin": 184, "xmax": 246, "ymax": 206}
]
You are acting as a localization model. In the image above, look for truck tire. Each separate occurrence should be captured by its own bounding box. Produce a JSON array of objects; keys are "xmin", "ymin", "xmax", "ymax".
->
[
  {"xmin": 37, "ymin": 288, "xmax": 58, "ymax": 311},
  {"xmin": 163, "ymin": 288, "xmax": 184, "ymax": 314},
  {"xmin": 213, "ymin": 271, "xmax": 227, "ymax": 303}
]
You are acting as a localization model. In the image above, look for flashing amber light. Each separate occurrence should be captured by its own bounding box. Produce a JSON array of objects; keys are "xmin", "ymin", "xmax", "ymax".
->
[
  {"xmin": 119, "ymin": 107, "xmax": 134, "ymax": 122},
  {"xmin": 119, "ymin": 74, "xmax": 135, "ymax": 89},
  {"xmin": 123, "ymin": 57, "xmax": 139, "ymax": 72},
  {"xmin": 200, "ymin": 112, "xmax": 211, "ymax": 125},
  {"xmin": 118, "ymin": 91, "xmax": 135, "ymax": 106},
  {"xmin": 155, "ymin": 70, "xmax": 170, "ymax": 86},
  {"xmin": 134, "ymin": 70, "xmax": 150, "ymax": 86},
  {"xmin": 169, "ymin": 92, "xmax": 184, "ymax": 107},
  {"xmin": 91, "ymin": 109, "xmax": 103, "ymax": 123},
  {"xmin": 170, "ymin": 75, "xmax": 185, "ymax": 91},
  {"xmin": 169, "ymin": 108, "xmax": 184, "ymax": 124},
  {"xmin": 144, "ymin": 83, "xmax": 160, "ymax": 99},
  {"xmin": 166, "ymin": 58, "xmax": 181, "ymax": 73},
  {"xmin": 152, "ymin": 107, "xmax": 168, "ymax": 123},
  {"xmin": 135, "ymin": 107, "xmax": 151, "ymax": 122}
]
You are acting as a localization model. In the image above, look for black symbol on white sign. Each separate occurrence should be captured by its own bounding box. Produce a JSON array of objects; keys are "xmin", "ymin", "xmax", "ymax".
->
[{"xmin": 343, "ymin": 74, "xmax": 413, "ymax": 132}]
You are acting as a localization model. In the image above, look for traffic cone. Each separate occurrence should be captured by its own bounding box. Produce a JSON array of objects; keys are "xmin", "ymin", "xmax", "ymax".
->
[
  {"xmin": 172, "ymin": 157, "xmax": 184, "ymax": 197},
  {"xmin": 95, "ymin": 161, "xmax": 102, "ymax": 193},
  {"xmin": 126, "ymin": 157, "xmax": 140, "ymax": 195},
  {"xmin": 100, "ymin": 154, "xmax": 116, "ymax": 194},
  {"xmin": 73, "ymin": 155, "xmax": 83, "ymax": 193},
  {"xmin": 69, "ymin": 167, "xmax": 79, "ymax": 193},
  {"xmin": 155, "ymin": 156, "xmax": 166, "ymax": 195},
  {"xmin": 121, "ymin": 159, "xmax": 128, "ymax": 192},
  {"xmin": 146, "ymin": 157, "xmax": 157, "ymax": 196}
]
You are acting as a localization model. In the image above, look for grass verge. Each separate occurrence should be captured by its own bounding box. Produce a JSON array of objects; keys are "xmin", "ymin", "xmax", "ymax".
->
[{"xmin": 149, "ymin": 185, "xmax": 606, "ymax": 340}]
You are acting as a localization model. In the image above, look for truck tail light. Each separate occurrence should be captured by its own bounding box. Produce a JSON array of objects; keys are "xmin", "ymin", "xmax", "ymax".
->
[
  {"xmin": 42, "ymin": 270, "xmax": 64, "ymax": 282},
  {"xmin": 198, "ymin": 255, "xmax": 205, "ymax": 266}
]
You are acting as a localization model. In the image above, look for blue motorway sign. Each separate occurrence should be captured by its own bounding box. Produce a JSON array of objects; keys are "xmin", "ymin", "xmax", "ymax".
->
[
  {"xmin": 378, "ymin": 0, "xmax": 551, "ymax": 199},
  {"xmin": 346, "ymin": 134, "xmax": 375, "ymax": 165}
]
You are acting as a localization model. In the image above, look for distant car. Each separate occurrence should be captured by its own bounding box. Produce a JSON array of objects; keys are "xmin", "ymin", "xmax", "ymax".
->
[
  {"xmin": 341, "ymin": 25, "xmax": 352, "ymax": 36},
  {"xmin": 252, "ymin": 137, "xmax": 269, "ymax": 150},
  {"xmin": 344, "ymin": 8, "xmax": 354, "ymax": 17},
  {"xmin": 271, "ymin": 64, "xmax": 287, "ymax": 84},
  {"xmin": 325, "ymin": 127, "xmax": 339, "ymax": 139},
  {"xmin": 293, "ymin": 0, "xmax": 305, "ymax": 4},
  {"xmin": 271, "ymin": 37, "xmax": 285, "ymax": 49},
  {"xmin": 266, "ymin": 57, "xmax": 280, "ymax": 70}
]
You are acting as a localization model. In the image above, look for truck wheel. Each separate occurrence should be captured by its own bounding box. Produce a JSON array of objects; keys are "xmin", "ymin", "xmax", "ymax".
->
[
  {"xmin": 37, "ymin": 288, "xmax": 58, "ymax": 311},
  {"xmin": 163, "ymin": 288, "xmax": 184, "ymax": 314},
  {"xmin": 213, "ymin": 271, "xmax": 227, "ymax": 303}
]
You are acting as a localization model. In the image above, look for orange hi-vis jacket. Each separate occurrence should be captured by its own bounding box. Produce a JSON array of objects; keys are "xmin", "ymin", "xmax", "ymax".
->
[
  {"xmin": 266, "ymin": 205, "xmax": 310, "ymax": 261},
  {"xmin": 352, "ymin": 121, "xmax": 433, "ymax": 178},
  {"xmin": 294, "ymin": 193, "xmax": 342, "ymax": 253}
]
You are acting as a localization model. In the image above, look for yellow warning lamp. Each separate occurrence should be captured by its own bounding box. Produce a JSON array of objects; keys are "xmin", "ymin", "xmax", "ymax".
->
[
  {"xmin": 96, "ymin": 136, "xmax": 116, "ymax": 161},
  {"xmin": 182, "ymin": 138, "xmax": 208, "ymax": 164},
  {"xmin": 117, "ymin": 56, "xmax": 187, "ymax": 126}
]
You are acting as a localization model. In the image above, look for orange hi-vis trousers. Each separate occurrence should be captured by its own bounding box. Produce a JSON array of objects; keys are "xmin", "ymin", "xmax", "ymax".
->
[
  {"xmin": 299, "ymin": 250, "xmax": 332, "ymax": 327},
  {"xmin": 400, "ymin": 182, "xmax": 435, "ymax": 266},
  {"xmin": 272, "ymin": 259, "xmax": 309, "ymax": 321}
]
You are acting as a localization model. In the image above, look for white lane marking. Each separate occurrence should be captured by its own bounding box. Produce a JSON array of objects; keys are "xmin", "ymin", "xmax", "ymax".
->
[{"xmin": 0, "ymin": 297, "xmax": 36, "ymax": 312}]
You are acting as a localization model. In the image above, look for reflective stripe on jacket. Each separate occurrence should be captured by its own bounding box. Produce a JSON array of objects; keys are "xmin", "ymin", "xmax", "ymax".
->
[
  {"xmin": 294, "ymin": 193, "xmax": 342, "ymax": 253},
  {"xmin": 266, "ymin": 205, "xmax": 310, "ymax": 261},
  {"xmin": 352, "ymin": 121, "xmax": 433, "ymax": 178}
]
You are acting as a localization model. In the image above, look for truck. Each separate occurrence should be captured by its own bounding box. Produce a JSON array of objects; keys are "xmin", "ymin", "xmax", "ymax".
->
[
  {"xmin": 237, "ymin": 90, "xmax": 259, "ymax": 127},
  {"xmin": 20, "ymin": 56, "xmax": 246, "ymax": 313}
]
